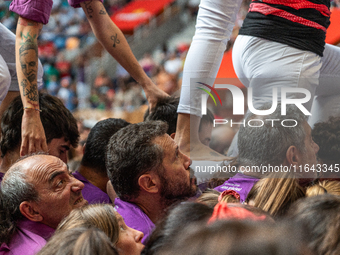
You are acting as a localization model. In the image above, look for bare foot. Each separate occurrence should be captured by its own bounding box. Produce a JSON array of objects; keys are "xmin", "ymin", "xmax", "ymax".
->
[{"xmin": 185, "ymin": 141, "xmax": 230, "ymax": 161}]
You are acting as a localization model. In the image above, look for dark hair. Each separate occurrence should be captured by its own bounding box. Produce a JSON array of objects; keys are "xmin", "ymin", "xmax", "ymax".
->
[
  {"xmin": 199, "ymin": 108, "xmax": 214, "ymax": 132},
  {"xmin": 0, "ymin": 162, "xmax": 39, "ymax": 244},
  {"xmin": 0, "ymin": 93, "xmax": 79, "ymax": 156},
  {"xmin": 286, "ymin": 194, "xmax": 340, "ymax": 255},
  {"xmin": 142, "ymin": 202, "xmax": 213, "ymax": 255},
  {"xmin": 312, "ymin": 116, "xmax": 340, "ymax": 166},
  {"xmin": 158, "ymin": 220, "xmax": 311, "ymax": 255},
  {"xmin": 81, "ymin": 118, "xmax": 130, "ymax": 175},
  {"xmin": 238, "ymin": 103, "xmax": 307, "ymax": 167},
  {"xmin": 144, "ymin": 97, "xmax": 179, "ymax": 135},
  {"xmin": 37, "ymin": 227, "xmax": 118, "ymax": 255},
  {"xmin": 106, "ymin": 121, "xmax": 168, "ymax": 201}
]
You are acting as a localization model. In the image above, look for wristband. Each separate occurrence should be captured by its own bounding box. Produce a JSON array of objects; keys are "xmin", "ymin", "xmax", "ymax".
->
[{"xmin": 23, "ymin": 107, "xmax": 42, "ymax": 112}]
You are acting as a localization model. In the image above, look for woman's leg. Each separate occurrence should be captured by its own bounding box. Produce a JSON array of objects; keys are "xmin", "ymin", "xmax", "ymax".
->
[{"xmin": 176, "ymin": 0, "xmax": 243, "ymax": 160}]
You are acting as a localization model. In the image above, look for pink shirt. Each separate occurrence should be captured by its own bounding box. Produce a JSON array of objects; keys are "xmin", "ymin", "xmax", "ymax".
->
[{"xmin": 0, "ymin": 219, "xmax": 54, "ymax": 255}]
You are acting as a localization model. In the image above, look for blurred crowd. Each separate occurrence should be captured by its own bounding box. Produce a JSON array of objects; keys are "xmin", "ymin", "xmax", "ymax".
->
[{"xmin": 1, "ymin": 0, "xmax": 253, "ymax": 115}]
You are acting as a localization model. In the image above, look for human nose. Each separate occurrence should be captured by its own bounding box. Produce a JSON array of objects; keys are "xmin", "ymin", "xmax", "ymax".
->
[
  {"xmin": 133, "ymin": 228, "xmax": 144, "ymax": 243},
  {"xmin": 71, "ymin": 178, "xmax": 84, "ymax": 192},
  {"xmin": 183, "ymin": 152, "xmax": 191, "ymax": 170}
]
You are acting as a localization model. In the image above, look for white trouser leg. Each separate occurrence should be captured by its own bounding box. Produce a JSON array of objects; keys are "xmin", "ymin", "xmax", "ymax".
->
[
  {"xmin": 309, "ymin": 43, "xmax": 340, "ymax": 127},
  {"xmin": 177, "ymin": 0, "xmax": 243, "ymax": 116},
  {"xmin": 229, "ymin": 35, "xmax": 324, "ymax": 157},
  {"xmin": 0, "ymin": 55, "xmax": 11, "ymax": 104}
]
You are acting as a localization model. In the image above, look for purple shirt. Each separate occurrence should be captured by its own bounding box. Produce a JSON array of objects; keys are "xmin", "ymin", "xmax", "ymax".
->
[
  {"xmin": 73, "ymin": 171, "xmax": 111, "ymax": 204},
  {"xmin": 8, "ymin": 0, "xmax": 53, "ymax": 24},
  {"xmin": 114, "ymin": 198, "xmax": 154, "ymax": 244},
  {"xmin": 214, "ymin": 173, "xmax": 259, "ymax": 203},
  {"xmin": 0, "ymin": 219, "xmax": 54, "ymax": 255},
  {"xmin": 7, "ymin": 0, "xmax": 103, "ymax": 24}
]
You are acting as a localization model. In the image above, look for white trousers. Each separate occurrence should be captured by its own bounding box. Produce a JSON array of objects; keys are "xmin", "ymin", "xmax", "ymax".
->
[
  {"xmin": 225, "ymin": 35, "xmax": 340, "ymax": 157},
  {"xmin": 232, "ymin": 35, "xmax": 340, "ymax": 127},
  {"xmin": 177, "ymin": 0, "xmax": 243, "ymax": 116}
]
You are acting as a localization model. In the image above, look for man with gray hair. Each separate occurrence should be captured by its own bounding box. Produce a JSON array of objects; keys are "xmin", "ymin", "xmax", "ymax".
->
[
  {"xmin": 214, "ymin": 103, "xmax": 319, "ymax": 202},
  {"xmin": 0, "ymin": 154, "xmax": 87, "ymax": 255}
]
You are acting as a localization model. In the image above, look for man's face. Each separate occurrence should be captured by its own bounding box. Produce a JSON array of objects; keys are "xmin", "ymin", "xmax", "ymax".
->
[
  {"xmin": 153, "ymin": 134, "xmax": 197, "ymax": 203},
  {"xmin": 27, "ymin": 155, "xmax": 87, "ymax": 229},
  {"xmin": 199, "ymin": 121, "xmax": 213, "ymax": 146},
  {"xmin": 19, "ymin": 48, "xmax": 38, "ymax": 83},
  {"xmin": 47, "ymin": 137, "xmax": 71, "ymax": 164}
]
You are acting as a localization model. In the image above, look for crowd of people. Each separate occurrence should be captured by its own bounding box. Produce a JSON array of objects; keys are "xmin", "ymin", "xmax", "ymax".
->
[{"xmin": 1, "ymin": 0, "xmax": 340, "ymax": 254}]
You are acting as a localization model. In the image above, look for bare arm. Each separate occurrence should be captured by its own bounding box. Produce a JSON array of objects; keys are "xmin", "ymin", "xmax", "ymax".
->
[
  {"xmin": 80, "ymin": 0, "xmax": 168, "ymax": 109},
  {"xmin": 15, "ymin": 17, "xmax": 48, "ymax": 156}
]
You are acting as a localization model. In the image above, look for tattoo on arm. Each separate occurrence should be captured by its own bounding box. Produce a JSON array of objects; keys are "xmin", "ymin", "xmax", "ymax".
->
[
  {"xmin": 20, "ymin": 80, "xmax": 38, "ymax": 102},
  {"xmin": 84, "ymin": 0, "xmax": 94, "ymax": 18},
  {"xmin": 18, "ymin": 18, "xmax": 43, "ymax": 34},
  {"xmin": 21, "ymin": 79, "xmax": 28, "ymax": 92},
  {"xmin": 111, "ymin": 33, "xmax": 120, "ymax": 48},
  {"xmin": 19, "ymin": 33, "xmax": 38, "ymax": 84},
  {"xmin": 99, "ymin": 7, "xmax": 107, "ymax": 15},
  {"xmin": 24, "ymin": 84, "xmax": 39, "ymax": 102},
  {"xmin": 18, "ymin": 19, "xmax": 39, "ymax": 27}
]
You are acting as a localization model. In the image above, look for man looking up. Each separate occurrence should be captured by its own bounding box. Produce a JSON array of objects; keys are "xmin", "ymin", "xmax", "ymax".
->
[
  {"xmin": 106, "ymin": 121, "xmax": 197, "ymax": 243},
  {"xmin": 0, "ymin": 154, "xmax": 87, "ymax": 255},
  {"xmin": 215, "ymin": 104, "xmax": 320, "ymax": 202}
]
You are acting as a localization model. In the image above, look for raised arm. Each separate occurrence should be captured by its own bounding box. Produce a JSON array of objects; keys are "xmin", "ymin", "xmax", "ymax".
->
[
  {"xmin": 80, "ymin": 0, "xmax": 168, "ymax": 109},
  {"xmin": 15, "ymin": 17, "xmax": 48, "ymax": 156}
]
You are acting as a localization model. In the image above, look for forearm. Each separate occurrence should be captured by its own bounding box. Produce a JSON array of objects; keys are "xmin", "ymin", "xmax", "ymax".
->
[
  {"xmin": 80, "ymin": 0, "xmax": 151, "ymax": 87},
  {"xmin": 15, "ymin": 16, "xmax": 42, "ymax": 110}
]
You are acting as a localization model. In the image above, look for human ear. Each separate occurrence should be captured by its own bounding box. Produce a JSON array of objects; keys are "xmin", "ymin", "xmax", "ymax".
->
[
  {"xmin": 285, "ymin": 145, "xmax": 301, "ymax": 167},
  {"xmin": 19, "ymin": 201, "xmax": 43, "ymax": 222},
  {"xmin": 82, "ymin": 143, "xmax": 86, "ymax": 154},
  {"xmin": 138, "ymin": 173, "xmax": 159, "ymax": 194}
]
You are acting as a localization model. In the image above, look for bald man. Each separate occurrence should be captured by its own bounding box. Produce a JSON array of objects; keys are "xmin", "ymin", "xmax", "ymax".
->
[{"xmin": 0, "ymin": 154, "xmax": 87, "ymax": 255}]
